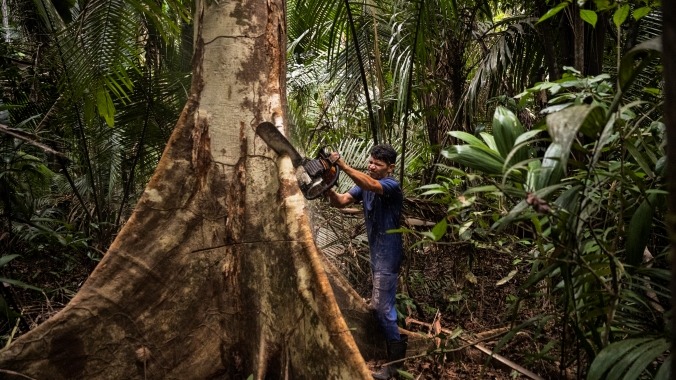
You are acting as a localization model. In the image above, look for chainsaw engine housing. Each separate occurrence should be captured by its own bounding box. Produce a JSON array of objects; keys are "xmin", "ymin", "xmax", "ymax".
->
[{"xmin": 297, "ymin": 151, "xmax": 340, "ymax": 200}]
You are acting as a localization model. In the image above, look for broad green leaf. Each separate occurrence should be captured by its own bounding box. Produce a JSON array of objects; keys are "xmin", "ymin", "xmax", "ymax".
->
[
  {"xmin": 493, "ymin": 184, "xmax": 566, "ymax": 230},
  {"xmin": 625, "ymin": 142, "xmax": 655, "ymax": 177},
  {"xmin": 593, "ymin": 0, "xmax": 612, "ymax": 11},
  {"xmin": 479, "ymin": 132, "xmax": 499, "ymax": 152},
  {"xmin": 501, "ymin": 130, "xmax": 544, "ymax": 173},
  {"xmin": 0, "ymin": 277, "xmax": 42, "ymax": 291},
  {"xmin": 622, "ymin": 338, "xmax": 669, "ymax": 380},
  {"xmin": 514, "ymin": 130, "xmax": 544, "ymax": 146},
  {"xmin": 643, "ymin": 87, "xmax": 661, "ymax": 96},
  {"xmin": 654, "ymin": 354, "xmax": 671, "ymax": 380},
  {"xmin": 537, "ymin": 2, "xmax": 570, "ymax": 24},
  {"xmin": 637, "ymin": 267, "xmax": 671, "ymax": 282},
  {"xmin": 632, "ymin": 6, "xmax": 652, "ymax": 20},
  {"xmin": 419, "ymin": 189, "xmax": 447, "ymax": 196},
  {"xmin": 587, "ymin": 338, "xmax": 652, "ymax": 379},
  {"xmin": 464, "ymin": 185, "xmax": 500, "ymax": 194},
  {"xmin": 458, "ymin": 220, "xmax": 473, "ymax": 240},
  {"xmin": 538, "ymin": 105, "xmax": 604, "ymax": 189},
  {"xmin": 592, "ymin": 114, "xmax": 617, "ymax": 167},
  {"xmin": 613, "ymin": 4, "xmax": 630, "ymax": 27},
  {"xmin": 442, "ymin": 145, "xmax": 505, "ymax": 175},
  {"xmin": 625, "ymin": 193, "xmax": 658, "ymax": 266},
  {"xmin": 492, "ymin": 106, "xmax": 526, "ymax": 162},
  {"xmin": 546, "ymin": 105, "xmax": 592, "ymax": 152},
  {"xmin": 448, "ymin": 327, "xmax": 463, "ymax": 339},
  {"xmin": 448, "ymin": 131, "xmax": 488, "ymax": 148},
  {"xmin": 552, "ymin": 185, "xmax": 581, "ymax": 218},
  {"xmin": 96, "ymin": 87, "xmax": 116, "ymax": 127},
  {"xmin": 418, "ymin": 184, "xmax": 448, "ymax": 196},
  {"xmin": 580, "ymin": 9, "xmax": 597, "ymax": 27},
  {"xmin": 535, "ymin": 145, "xmax": 564, "ymax": 190},
  {"xmin": 619, "ymin": 37, "xmax": 662, "ymax": 92},
  {"xmin": 605, "ymin": 338, "xmax": 661, "ymax": 379},
  {"xmin": 0, "ymin": 254, "xmax": 20, "ymax": 267},
  {"xmin": 430, "ymin": 218, "xmax": 448, "ymax": 241},
  {"xmin": 418, "ymin": 184, "xmax": 445, "ymax": 191},
  {"xmin": 396, "ymin": 369, "xmax": 415, "ymax": 380},
  {"xmin": 656, "ymin": 155, "xmax": 666, "ymax": 175}
]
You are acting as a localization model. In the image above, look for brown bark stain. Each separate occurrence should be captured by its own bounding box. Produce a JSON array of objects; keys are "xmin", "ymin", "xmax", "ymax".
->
[
  {"xmin": 232, "ymin": 0, "xmax": 286, "ymax": 126},
  {"xmin": 188, "ymin": 17, "xmax": 211, "ymax": 190},
  {"xmin": 236, "ymin": 3, "xmax": 267, "ymax": 85},
  {"xmin": 216, "ymin": 246, "xmax": 249, "ymax": 377},
  {"xmin": 278, "ymin": 173, "xmax": 301, "ymax": 199},
  {"xmin": 191, "ymin": 110, "xmax": 213, "ymax": 188},
  {"xmin": 267, "ymin": 0, "xmax": 287, "ymax": 123},
  {"xmin": 238, "ymin": 36, "xmax": 267, "ymax": 125},
  {"xmin": 224, "ymin": 123, "xmax": 248, "ymax": 244},
  {"xmin": 229, "ymin": 0, "xmax": 260, "ymax": 32}
]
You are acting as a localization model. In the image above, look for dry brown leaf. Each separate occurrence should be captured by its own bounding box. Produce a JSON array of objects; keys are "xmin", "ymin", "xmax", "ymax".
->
[{"xmin": 433, "ymin": 313, "xmax": 442, "ymax": 348}]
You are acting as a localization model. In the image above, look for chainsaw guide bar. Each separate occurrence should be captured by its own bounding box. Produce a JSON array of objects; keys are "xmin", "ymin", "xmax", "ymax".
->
[
  {"xmin": 256, "ymin": 122, "xmax": 340, "ymax": 200},
  {"xmin": 255, "ymin": 122, "xmax": 305, "ymax": 167}
]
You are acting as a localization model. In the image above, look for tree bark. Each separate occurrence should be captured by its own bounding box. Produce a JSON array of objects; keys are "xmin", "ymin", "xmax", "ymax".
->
[
  {"xmin": 0, "ymin": 1, "xmax": 374, "ymax": 379},
  {"xmin": 571, "ymin": 3, "xmax": 585, "ymax": 74}
]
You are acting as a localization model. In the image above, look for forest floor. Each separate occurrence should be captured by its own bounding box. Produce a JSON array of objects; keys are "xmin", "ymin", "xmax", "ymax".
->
[
  {"xmin": 1, "ymin": 253, "xmax": 93, "ymax": 338},
  {"xmin": 350, "ymin": 242, "xmax": 563, "ymax": 380},
  {"xmin": 311, "ymin": 197, "xmax": 565, "ymax": 380}
]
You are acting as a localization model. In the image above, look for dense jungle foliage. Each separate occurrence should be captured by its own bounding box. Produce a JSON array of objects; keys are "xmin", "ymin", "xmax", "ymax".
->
[{"xmin": 0, "ymin": 0, "xmax": 670, "ymax": 378}]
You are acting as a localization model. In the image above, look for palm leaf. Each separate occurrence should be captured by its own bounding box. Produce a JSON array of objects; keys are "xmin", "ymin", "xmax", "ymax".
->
[{"xmin": 588, "ymin": 337, "xmax": 669, "ymax": 380}]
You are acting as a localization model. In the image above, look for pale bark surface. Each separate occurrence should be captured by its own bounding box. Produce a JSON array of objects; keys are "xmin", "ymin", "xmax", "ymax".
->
[{"xmin": 0, "ymin": 1, "xmax": 373, "ymax": 378}]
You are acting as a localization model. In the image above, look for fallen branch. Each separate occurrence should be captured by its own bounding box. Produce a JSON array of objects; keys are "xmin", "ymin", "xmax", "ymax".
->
[
  {"xmin": 0, "ymin": 124, "xmax": 68, "ymax": 161},
  {"xmin": 406, "ymin": 318, "xmax": 544, "ymax": 380}
]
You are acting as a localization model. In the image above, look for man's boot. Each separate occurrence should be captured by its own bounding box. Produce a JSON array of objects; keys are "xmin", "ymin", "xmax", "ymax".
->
[{"xmin": 372, "ymin": 335, "xmax": 408, "ymax": 379}]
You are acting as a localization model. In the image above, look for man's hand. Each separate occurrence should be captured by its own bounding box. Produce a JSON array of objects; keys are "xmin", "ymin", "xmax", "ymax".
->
[{"xmin": 329, "ymin": 151, "xmax": 341, "ymax": 164}]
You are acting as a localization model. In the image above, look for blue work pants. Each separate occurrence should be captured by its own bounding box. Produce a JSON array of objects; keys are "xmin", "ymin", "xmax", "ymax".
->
[{"xmin": 371, "ymin": 271, "xmax": 401, "ymax": 342}]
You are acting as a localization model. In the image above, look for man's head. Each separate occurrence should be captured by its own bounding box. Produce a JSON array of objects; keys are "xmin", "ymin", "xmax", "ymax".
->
[
  {"xmin": 370, "ymin": 144, "xmax": 397, "ymax": 165},
  {"xmin": 367, "ymin": 144, "xmax": 397, "ymax": 179}
]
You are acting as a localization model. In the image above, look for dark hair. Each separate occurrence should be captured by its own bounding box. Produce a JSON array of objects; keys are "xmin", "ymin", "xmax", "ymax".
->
[{"xmin": 370, "ymin": 144, "xmax": 397, "ymax": 165}]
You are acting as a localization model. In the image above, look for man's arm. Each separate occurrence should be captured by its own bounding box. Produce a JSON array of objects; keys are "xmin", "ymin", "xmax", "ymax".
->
[
  {"xmin": 324, "ymin": 188, "xmax": 355, "ymax": 208},
  {"xmin": 330, "ymin": 154, "xmax": 384, "ymax": 194}
]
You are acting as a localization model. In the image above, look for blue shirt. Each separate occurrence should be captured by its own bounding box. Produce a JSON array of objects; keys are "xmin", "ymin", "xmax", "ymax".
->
[{"xmin": 348, "ymin": 176, "xmax": 403, "ymax": 273}]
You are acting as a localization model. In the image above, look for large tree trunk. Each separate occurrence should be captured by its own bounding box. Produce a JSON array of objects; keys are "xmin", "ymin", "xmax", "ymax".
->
[{"xmin": 0, "ymin": 1, "xmax": 375, "ymax": 379}]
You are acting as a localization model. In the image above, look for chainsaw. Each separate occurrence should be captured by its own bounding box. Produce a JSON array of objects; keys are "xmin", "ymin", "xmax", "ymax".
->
[{"xmin": 256, "ymin": 122, "xmax": 340, "ymax": 200}]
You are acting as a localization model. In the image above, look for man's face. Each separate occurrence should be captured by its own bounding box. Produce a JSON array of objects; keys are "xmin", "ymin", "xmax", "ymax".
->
[{"xmin": 367, "ymin": 156, "xmax": 394, "ymax": 180}]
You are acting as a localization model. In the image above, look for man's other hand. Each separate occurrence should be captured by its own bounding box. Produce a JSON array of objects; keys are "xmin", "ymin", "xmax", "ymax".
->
[{"xmin": 329, "ymin": 151, "xmax": 341, "ymax": 164}]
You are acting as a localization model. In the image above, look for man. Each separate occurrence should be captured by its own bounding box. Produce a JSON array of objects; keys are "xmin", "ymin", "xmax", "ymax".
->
[{"xmin": 324, "ymin": 144, "xmax": 406, "ymax": 380}]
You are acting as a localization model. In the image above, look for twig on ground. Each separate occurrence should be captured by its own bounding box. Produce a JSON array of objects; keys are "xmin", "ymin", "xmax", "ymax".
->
[
  {"xmin": 0, "ymin": 369, "xmax": 39, "ymax": 380},
  {"xmin": 406, "ymin": 318, "xmax": 544, "ymax": 380}
]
